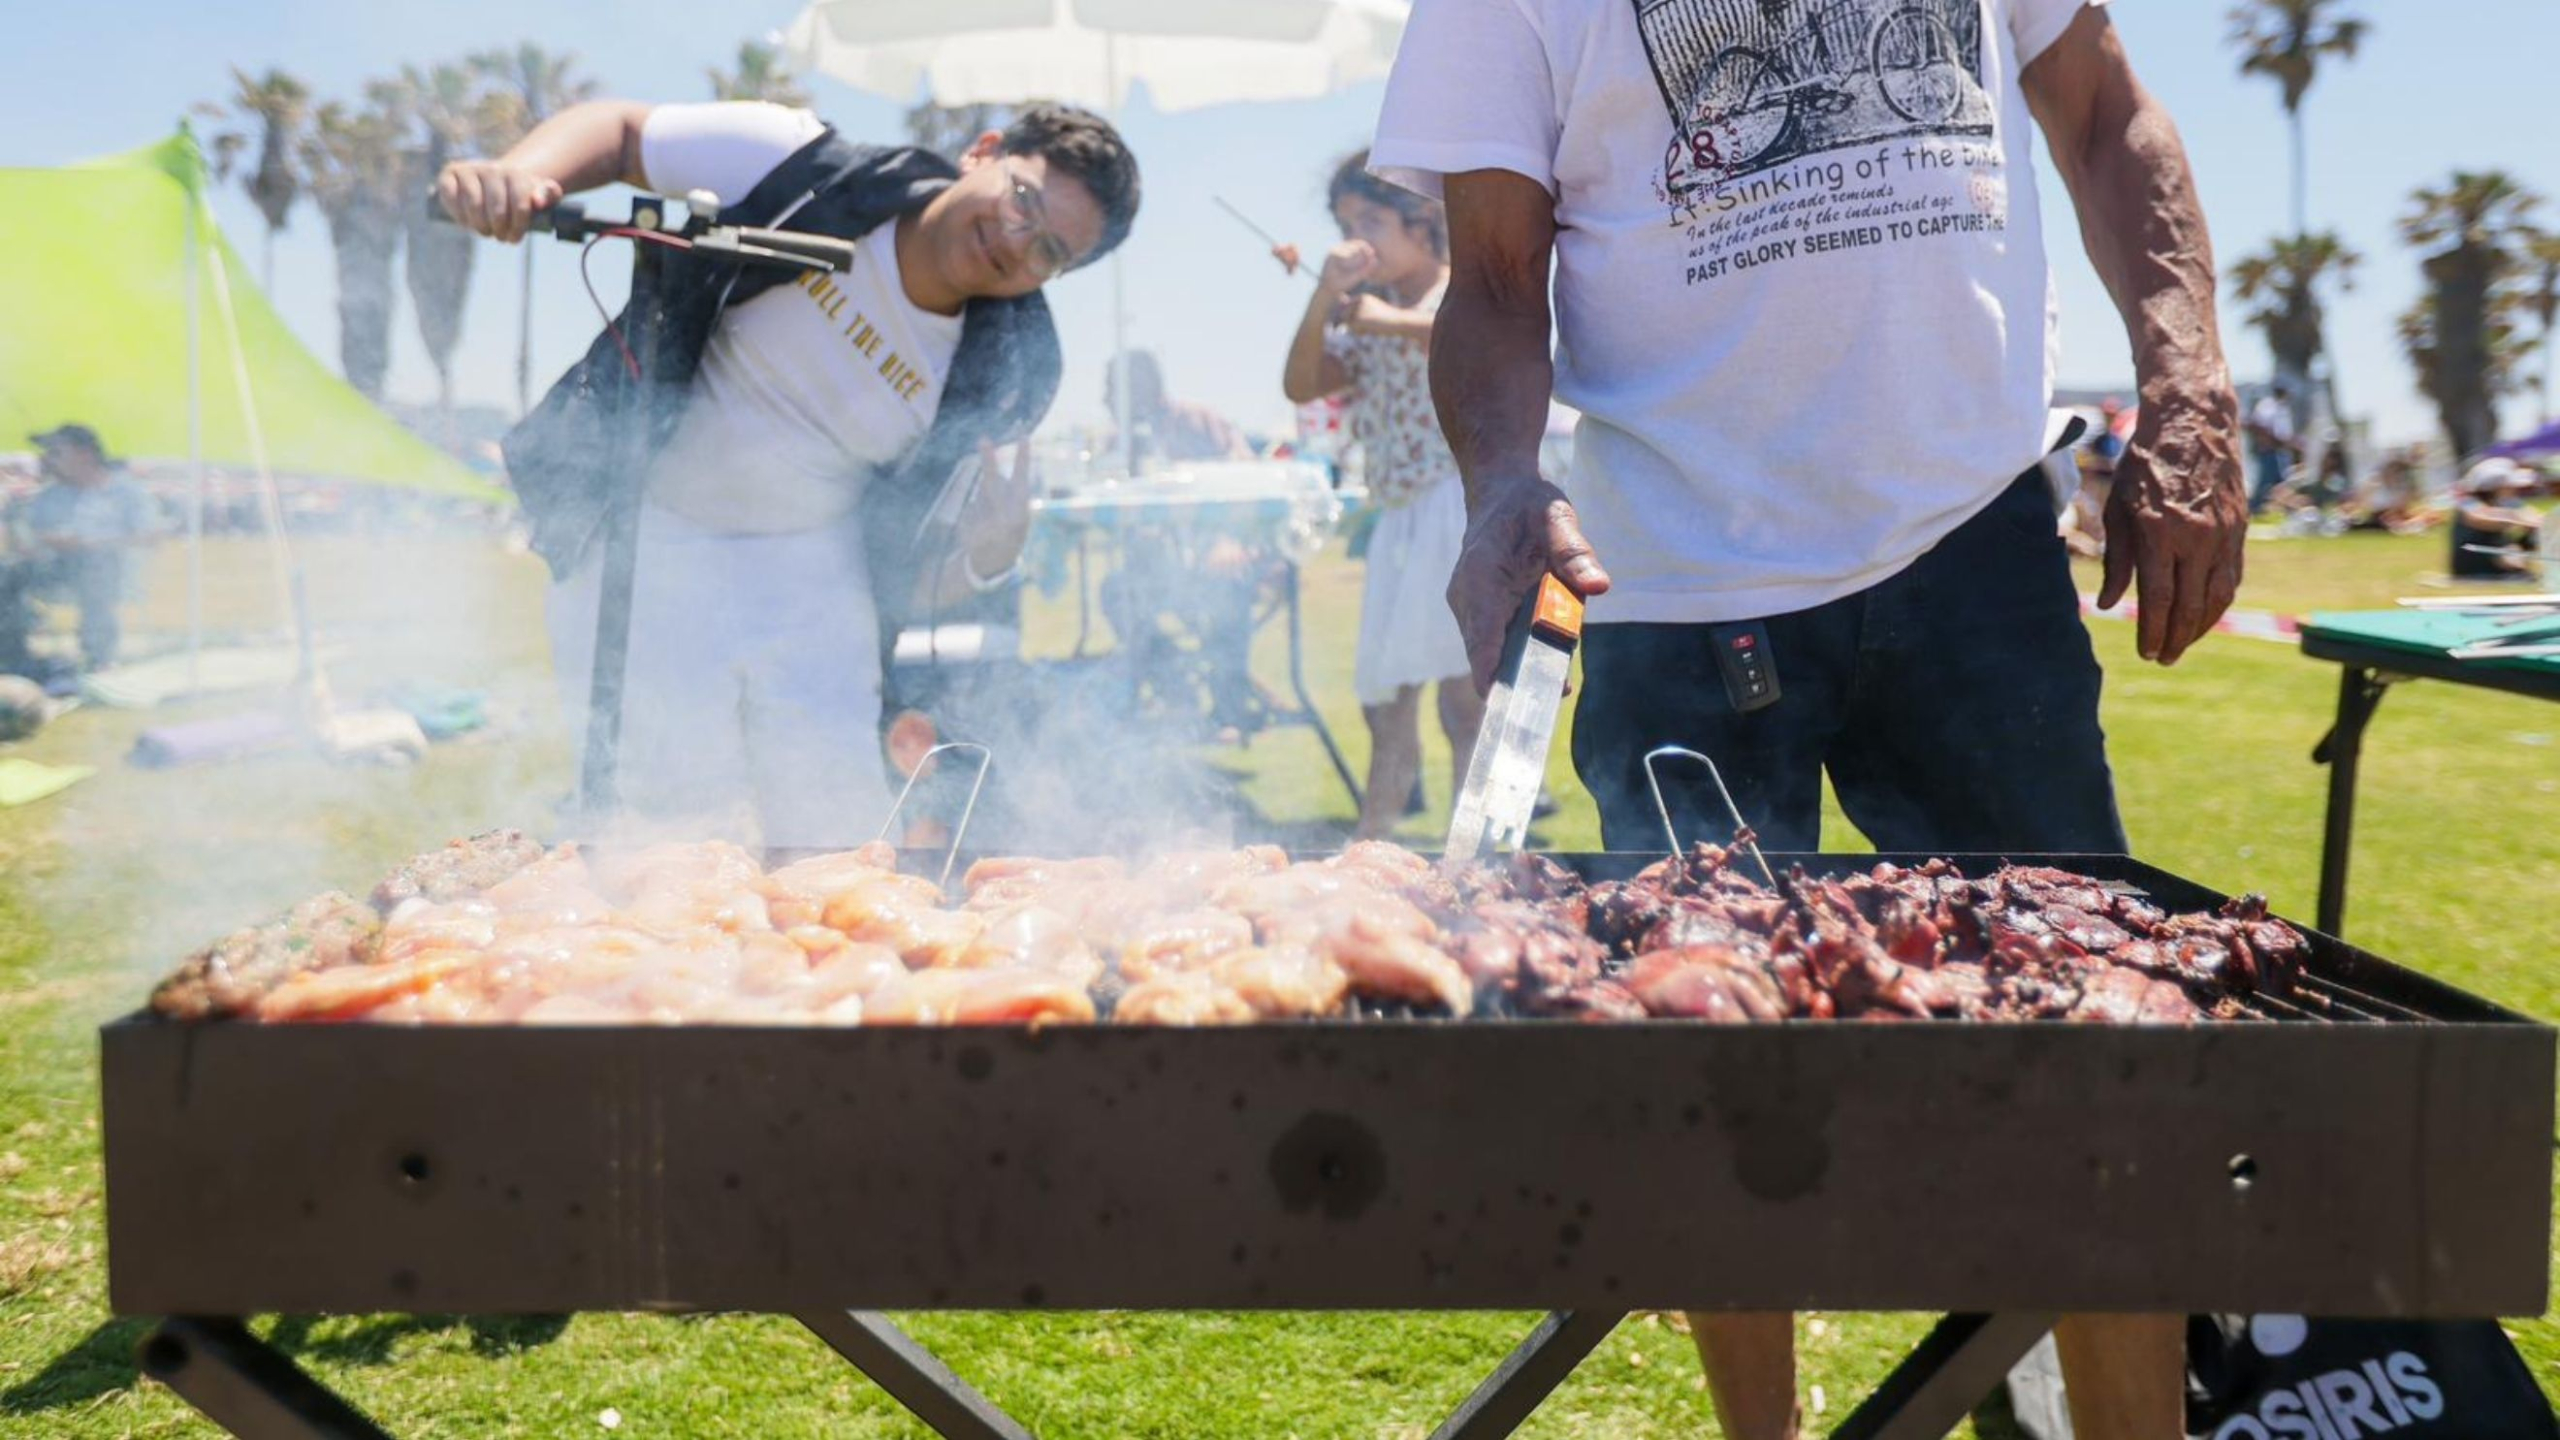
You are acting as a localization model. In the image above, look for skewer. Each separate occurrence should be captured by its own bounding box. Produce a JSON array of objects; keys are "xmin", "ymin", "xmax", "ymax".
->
[
  {"xmin": 1213, "ymin": 194, "xmax": 1316, "ymax": 285},
  {"xmin": 875, "ymin": 741, "xmax": 994, "ymax": 891},
  {"xmin": 1642, "ymin": 744, "xmax": 1777, "ymax": 887}
]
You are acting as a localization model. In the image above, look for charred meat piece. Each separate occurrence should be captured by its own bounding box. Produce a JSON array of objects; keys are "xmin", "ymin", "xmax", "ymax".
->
[
  {"xmin": 368, "ymin": 829, "xmax": 547, "ymax": 912},
  {"xmin": 1518, "ymin": 978, "xmax": 1650, "ymax": 1022},
  {"xmin": 150, "ymin": 891, "xmax": 385, "ymax": 1021},
  {"xmin": 2066, "ymin": 967, "xmax": 2206, "ymax": 1025},
  {"xmin": 1622, "ymin": 946, "xmax": 1787, "ymax": 1023}
]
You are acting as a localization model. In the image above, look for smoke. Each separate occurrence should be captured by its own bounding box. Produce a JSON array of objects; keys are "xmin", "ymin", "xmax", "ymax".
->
[{"xmin": 20, "ymin": 514, "xmax": 566, "ymax": 1022}]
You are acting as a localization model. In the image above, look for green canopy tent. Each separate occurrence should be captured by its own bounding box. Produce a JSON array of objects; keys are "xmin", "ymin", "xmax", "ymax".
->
[{"xmin": 0, "ymin": 128, "xmax": 506, "ymax": 691}]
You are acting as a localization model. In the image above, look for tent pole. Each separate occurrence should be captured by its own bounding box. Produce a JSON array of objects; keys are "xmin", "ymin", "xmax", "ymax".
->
[
  {"xmin": 1107, "ymin": 33, "xmax": 1133, "ymax": 481},
  {"xmin": 184, "ymin": 165, "xmax": 205, "ymax": 699}
]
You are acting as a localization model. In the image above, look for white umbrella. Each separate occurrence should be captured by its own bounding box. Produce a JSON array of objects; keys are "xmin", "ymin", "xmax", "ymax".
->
[
  {"xmin": 783, "ymin": 0, "xmax": 1409, "ymax": 474},
  {"xmin": 784, "ymin": 0, "xmax": 1406, "ymax": 113}
]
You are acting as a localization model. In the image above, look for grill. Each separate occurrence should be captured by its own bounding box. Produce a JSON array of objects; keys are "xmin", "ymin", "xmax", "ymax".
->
[{"xmin": 102, "ymin": 852, "xmax": 2555, "ymax": 1440}]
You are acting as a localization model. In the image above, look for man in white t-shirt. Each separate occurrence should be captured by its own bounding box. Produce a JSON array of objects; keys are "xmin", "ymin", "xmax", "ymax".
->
[
  {"xmin": 1374, "ymin": 0, "xmax": 2243, "ymax": 1434},
  {"xmin": 437, "ymin": 100, "xmax": 1137, "ymax": 850}
]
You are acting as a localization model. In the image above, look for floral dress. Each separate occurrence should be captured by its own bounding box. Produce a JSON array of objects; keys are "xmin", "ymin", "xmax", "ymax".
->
[{"xmin": 1326, "ymin": 280, "xmax": 1471, "ymax": 704}]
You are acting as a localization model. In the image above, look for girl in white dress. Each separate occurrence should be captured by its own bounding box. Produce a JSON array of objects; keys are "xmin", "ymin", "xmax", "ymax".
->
[{"xmin": 1278, "ymin": 151, "xmax": 1483, "ymax": 840}]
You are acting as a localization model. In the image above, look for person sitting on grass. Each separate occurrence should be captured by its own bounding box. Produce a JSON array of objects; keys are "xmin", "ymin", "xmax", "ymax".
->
[
  {"xmin": 2449, "ymin": 459, "xmax": 2545, "ymax": 578},
  {"xmin": 12, "ymin": 424, "xmax": 158, "ymax": 673}
]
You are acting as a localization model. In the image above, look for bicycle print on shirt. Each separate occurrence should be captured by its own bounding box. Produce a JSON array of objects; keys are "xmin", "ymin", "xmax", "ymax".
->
[{"xmin": 1638, "ymin": 0, "xmax": 1993, "ymax": 199}]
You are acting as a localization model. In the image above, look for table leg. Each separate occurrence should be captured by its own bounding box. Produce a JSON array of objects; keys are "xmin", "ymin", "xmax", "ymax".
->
[
  {"xmin": 1825, "ymin": 1313, "xmax": 2056, "ymax": 1440},
  {"xmin": 2310, "ymin": 665, "xmax": 2391, "ymax": 937},
  {"xmin": 798, "ymin": 1311, "xmax": 1034, "ymax": 1440},
  {"xmin": 1071, "ymin": 530, "xmax": 1093, "ymax": 659},
  {"xmin": 1426, "ymin": 1310, "xmax": 1620, "ymax": 1440},
  {"xmin": 1283, "ymin": 561, "xmax": 1364, "ymax": 814},
  {"xmin": 138, "ymin": 1316, "xmax": 394, "ymax": 1439}
]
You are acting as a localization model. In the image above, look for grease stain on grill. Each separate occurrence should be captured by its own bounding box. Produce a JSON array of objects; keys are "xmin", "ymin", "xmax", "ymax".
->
[
  {"xmin": 391, "ymin": 1150, "xmax": 435, "ymax": 1198},
  {"xmin": 389, "ymin": 1268, "xmax": 417, "ymax": 1297},
  {"xmin": 956, "ymin": 1045, "xmax": 994, "ymax": 1082},
  {"xmin": 1269, "ymin": 1111, "xmax": 1386, "ymax": 1220},
  {"xmin": 1021, "ymin": 1283, "xmax": 1046, "ymax": 1305},
  {"xmin": 1709, "ymin": 1061, "xmax": 1837, "ymax": 1202}
]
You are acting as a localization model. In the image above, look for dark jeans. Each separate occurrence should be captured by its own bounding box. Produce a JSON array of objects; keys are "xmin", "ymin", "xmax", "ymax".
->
[{"xmin": 1571, "ymin": 471, "xmax": 2126, "ymax": 856}]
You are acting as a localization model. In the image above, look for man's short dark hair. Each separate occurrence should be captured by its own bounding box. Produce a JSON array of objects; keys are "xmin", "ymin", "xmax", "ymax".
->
[{"xmin": 999, "ymin": 103, "xmax": 1140, "ymax": 268}]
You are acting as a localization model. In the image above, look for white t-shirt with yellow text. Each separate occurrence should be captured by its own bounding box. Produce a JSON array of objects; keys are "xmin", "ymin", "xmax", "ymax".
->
[{"xmin": 638, "ymin": 102, "xmax": 964, "ymax": 535}]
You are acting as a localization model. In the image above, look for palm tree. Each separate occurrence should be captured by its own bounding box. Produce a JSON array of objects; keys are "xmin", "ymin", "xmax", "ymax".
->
[
  {"xmin": 2397, "ymin": 171, "xmax": 2542, "ymax": 459},
  {"xmin": 382, "ymin": 63, "xmax": 487, "ymax": 441},
  {"xmin": 2526, "ymin": 232, "xmax": 2560, "ymax": 424},
  {"xmin": 301, "ymin": 99, "xmax": 409, "ymax": 400},
  {"xmin": 473, "ymin": 44, "xmax": 599, "ymax": 416},
  {"xmin": 2226, "ymin": 0, "xmax": 2368, "ymax": 238},
  {"xmin": 2229, "ymin": 232, "xmax": 2357, "ymax": 412},
  {"xmin": 708, "ymin": 39, "xmax": 811, "ymax": 107},
  {"xmin": 196, "ymin": 67, "xmax": 312, "ymax": 294}
]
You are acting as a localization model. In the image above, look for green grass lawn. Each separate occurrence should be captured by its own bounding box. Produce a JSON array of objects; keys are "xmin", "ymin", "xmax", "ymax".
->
[{"xmin": 0, "ymin": 528, "xmax": 2551, "ymax": 1437}]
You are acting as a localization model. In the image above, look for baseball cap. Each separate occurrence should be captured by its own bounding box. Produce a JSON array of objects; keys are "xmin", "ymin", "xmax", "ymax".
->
[
  {"xmin": 2458, "ymin": 458, "xmax": 2525, "ymax": 494},
  {"xmin": 30, "ymin": 423, "xmax": 106, "ymax": 457}
]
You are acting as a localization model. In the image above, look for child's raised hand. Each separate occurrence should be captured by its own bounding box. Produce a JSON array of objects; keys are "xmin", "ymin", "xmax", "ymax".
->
[{"xmin": 1317, "ymin": 240, "xmax": 1377, "ymax": 296}]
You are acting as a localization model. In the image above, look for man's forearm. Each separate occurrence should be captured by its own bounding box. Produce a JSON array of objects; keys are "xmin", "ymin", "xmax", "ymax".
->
[
  {"xmin": 497, "ymin": 100, "xmax": 654, "ymax": 196},
  {"xmin": 2042, "ymin": 43, "xmax": 2228, "ymax": 413},
  {"xmin": 1431, "ymin": 272, "xmax": 1554, "ymax": 508}
]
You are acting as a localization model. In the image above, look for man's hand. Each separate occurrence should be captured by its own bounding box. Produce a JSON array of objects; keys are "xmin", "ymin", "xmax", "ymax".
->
[
  {"xmin": 1446, "ymin": 477, "xmax": 1611, "ymax": 694},
  {"xmin": 436, "ymin": 159, "xmax": 565, "ymax": 244},
  {"xmin": 958, "ymin": 439, "xmax": 1036, "ymax": 577},
  {"xmin": 2098, "ymin": 390, "xmax": 2245, "ymax": 665}
]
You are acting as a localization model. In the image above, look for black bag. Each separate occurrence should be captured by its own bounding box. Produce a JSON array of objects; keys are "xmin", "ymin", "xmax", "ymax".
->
[{"xmin": 2186, "ymin": 1314, "xmax": 2558, "ymax": 1439}]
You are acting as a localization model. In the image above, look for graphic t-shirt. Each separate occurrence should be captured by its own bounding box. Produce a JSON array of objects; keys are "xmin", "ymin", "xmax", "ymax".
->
[
  {"xmin": 1372, "ymin": 0, "xmax": 2097, "ymax": 622},
  {"xmin": 639, "ymin": 102, "xmax": 965, "ymax": 535},
  {"xmin": 1325, "ymin": 279, "xmax": 1459, "ymax": 510}
]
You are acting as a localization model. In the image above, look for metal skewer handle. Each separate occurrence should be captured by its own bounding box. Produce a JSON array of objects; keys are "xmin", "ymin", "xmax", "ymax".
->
[
  {"xmin": 876, "ymin": 741, "xmax": 995, "ymax": 892},
  {"xmin": 1642, "ymin": 744, "xmax": 1777, "ymax": 887}
]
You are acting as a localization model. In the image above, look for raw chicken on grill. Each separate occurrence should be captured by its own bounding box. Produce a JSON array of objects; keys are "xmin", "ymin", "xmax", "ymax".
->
[{"xmin": 145, "ymin": 831, "xmax": 2308, "ymax": 1030}]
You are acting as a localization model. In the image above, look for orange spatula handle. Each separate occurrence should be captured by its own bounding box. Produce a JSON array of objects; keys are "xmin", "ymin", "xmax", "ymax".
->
[{"xmin": 1529, "ymin": 573, "xmax": 1585, "ymax": 645}]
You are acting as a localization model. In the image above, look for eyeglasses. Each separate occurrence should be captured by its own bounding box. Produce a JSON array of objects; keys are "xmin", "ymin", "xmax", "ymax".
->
[{"xmin": 999, "ymin": 166, "xmax": 1078, "ymax": 282}]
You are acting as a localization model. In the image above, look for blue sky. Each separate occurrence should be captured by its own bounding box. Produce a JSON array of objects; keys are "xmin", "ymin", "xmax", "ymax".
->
[{"xmin": 3, "ymin": 0, "xmax": 2553, "ymax": 448}]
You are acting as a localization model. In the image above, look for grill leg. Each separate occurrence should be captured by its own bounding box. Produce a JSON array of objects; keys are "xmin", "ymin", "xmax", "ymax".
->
[
  {"xmin": 1825, "ymin": 1312, "xmax": 2056, "ymax": 1440},
  {"xmin": 137, "ymin": 1317, "xmax": 393, "ymax": 1439},
  {"xmin": 798, "ymin": 1311, "xmax": 1034, "ymax": 1440},
  {"xmin": 1283, "ymin": 560, "xmax": 1365, "ymax": 815},
  {"xmin": 2310, "ymin": 665, "xmax": 2391, "ymax": 937},
  {"xmin": 1426, "ymin": 1310, "xmax": 1620, "ymax": 1440}
]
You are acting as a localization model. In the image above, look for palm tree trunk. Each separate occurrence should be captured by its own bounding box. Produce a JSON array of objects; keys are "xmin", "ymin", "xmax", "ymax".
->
[
  {"xmin": 263, "ymin": 227, "xmax": 277, "ymax": 298},
  {"xmin": 517, "ymin": 243, "xmax": 535, "ymax": 417},
  {"xmin": 2289, "ymin": 107, "xmax": 2306, "ymax": 238},
  {"xmin": 2543, "ymin": 325, "xmax": 2556, "ymax": 425}
]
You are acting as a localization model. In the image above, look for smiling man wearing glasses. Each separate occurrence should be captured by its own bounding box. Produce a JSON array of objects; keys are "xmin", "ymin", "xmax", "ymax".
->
[{"xmin": 438, "ymin": 99, "xmax": 1139, "ymax": 850}]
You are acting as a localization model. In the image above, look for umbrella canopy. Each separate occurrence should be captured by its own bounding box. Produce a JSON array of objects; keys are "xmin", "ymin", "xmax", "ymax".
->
[
  {"xmin": 2483, "ymin": 420, "xmax": 2560, "ymax": 460},
  {"xmin": 781, "ymin": 0, "xmax": 1407, "ymax": 113}
]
